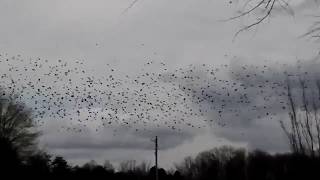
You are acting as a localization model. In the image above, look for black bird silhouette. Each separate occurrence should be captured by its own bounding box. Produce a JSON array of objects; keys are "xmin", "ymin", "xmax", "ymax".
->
[{"xmin": 1, "ymin": 53, "xmax": 303, "ymax": 135}]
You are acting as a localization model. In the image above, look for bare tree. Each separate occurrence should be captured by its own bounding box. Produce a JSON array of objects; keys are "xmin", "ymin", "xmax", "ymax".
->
[
  {"xmin": 174, "ymin": 146, "xmax": 247, "ymax": 180},
  {"xmin": 135, "ymin": 161, "xmax": 151, "ymax": 175},
  {"xmin": 280, "ymin": 76, "xmax": 320, "ymax": 156},
  {"xmin": 174, "ymin": 156, "xmax": 195, "ymax": 179},
  {"xmin": 0, "ymin": 93, "xmax": 39, "ymax": 159},
  {"xmin": 119, "ymin": 160, "xmax": 138, "ymax": 172},
  {"xmin": 103, "ymin": 160, "xmax": 115, "ymax": 173}
]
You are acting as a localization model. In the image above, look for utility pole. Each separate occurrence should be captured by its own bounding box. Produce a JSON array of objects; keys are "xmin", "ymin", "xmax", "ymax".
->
[{"xmin": 154, "ymin": 136, "xmax": 158, "ymax": 180}]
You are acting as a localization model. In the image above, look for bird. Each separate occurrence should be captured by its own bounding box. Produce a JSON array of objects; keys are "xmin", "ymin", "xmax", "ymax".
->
[{"xmin": 0, "ymin": 53, "xmax": 313, "ymax": 136}]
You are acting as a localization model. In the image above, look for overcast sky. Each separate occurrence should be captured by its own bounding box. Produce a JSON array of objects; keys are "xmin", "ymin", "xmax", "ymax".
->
[{"xmin": 1, "ymin": 0, "xmax": 320, "ymax": 168}]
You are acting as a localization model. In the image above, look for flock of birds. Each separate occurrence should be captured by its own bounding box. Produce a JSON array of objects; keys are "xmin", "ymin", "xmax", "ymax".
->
[{"xmin": 0, "ymin": 53, "xmax": 315, "ymax": 134}]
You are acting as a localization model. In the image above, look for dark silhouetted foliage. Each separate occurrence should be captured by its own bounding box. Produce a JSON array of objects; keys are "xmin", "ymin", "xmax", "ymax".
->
[{"xmin": 0, "ymin": 95, "xmax": 39, "ymax": 177}]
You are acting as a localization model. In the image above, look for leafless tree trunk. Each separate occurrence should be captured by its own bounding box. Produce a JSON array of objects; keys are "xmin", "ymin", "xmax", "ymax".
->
[{"xmin": 281, "ymin": 76, "xmax": 320, "ymax": 156}]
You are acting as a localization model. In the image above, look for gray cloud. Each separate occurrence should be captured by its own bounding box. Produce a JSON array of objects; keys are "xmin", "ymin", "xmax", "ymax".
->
[
  {"xmin": 160, "ymin": 57, "xmax": 320, "ymax": 152},
  {"xmin": 43, "ymin": 126, "xmax": 196, "ymax": 151}
]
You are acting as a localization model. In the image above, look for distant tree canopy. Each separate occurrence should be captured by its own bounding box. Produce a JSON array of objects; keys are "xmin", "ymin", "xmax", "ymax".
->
[
  {"xmin": 175, "ymin": 146, "xmax": 247, "ymax": 180},
  {"xmin": 175, "ymin": 146, "xmax": 319, "ymax": 180}
]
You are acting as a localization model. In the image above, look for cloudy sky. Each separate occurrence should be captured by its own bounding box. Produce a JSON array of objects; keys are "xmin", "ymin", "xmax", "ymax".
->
[{"xmin": 1, "ymin": 0, "xmax": 320, "ymax": 168}]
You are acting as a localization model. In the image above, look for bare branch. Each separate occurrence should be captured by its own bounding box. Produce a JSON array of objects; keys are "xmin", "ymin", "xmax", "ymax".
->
[
  {"xmin": 233, "ymin": 0, "xmax": 276, "ymax": 40},
  {"xmin": 224, "ymin": 0, "xmax": 267, "ymax": 22}
]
